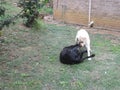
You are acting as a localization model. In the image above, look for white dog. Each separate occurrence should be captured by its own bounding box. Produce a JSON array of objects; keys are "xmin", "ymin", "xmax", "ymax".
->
[{"xmin": 75, "ymin": 29, "xmax": 91, "ymax": 60}]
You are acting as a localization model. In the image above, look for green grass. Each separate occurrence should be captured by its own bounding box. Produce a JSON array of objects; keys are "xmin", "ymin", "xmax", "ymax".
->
[
  {"xmin": 2, "ymin": 0, "xmax": 21, "ymax": 16},
  {"xmin": 0, "ymin": 1, "xmax": 120, "ymax": 90},
  {"xmin": 39, "ymin": 6, "xmax": 53, "ymax": 15},
  {"xmin": 0, "ymin": 22, "xmax": 120, "ymax": 90}
]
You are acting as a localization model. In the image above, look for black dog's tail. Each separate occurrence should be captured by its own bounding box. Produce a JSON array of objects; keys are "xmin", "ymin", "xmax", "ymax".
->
[{"xmin": 82, "ymin": 54, "xmax": 95, "ymax": 60}]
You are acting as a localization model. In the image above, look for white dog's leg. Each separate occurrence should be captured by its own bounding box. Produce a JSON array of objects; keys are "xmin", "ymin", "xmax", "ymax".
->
[
  {"xmin": 87, "ymin": 50, "xmax": 91, "ymax": 60},
  {"xmin": 86, "ymin": 44, "xmax": 91, "ymax": 60}
]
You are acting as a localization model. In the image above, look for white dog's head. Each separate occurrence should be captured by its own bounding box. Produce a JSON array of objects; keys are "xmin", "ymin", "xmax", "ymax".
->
[{"xmin": 76, "ymin": 38, "xmax": 86, "ymax": 47}]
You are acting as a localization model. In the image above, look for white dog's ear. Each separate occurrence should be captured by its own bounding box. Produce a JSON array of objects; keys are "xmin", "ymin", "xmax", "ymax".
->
[
  {"xmin": 77, "ymin": 38, "xmax": 79, "ymax": 42},
  {"xmin": 75, "ymin": 38, "xmax": 78, "ymax": 44}
]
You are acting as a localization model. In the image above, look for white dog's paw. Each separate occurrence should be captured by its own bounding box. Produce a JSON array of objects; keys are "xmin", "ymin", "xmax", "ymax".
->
[{"xmin": 88, "ymin": 58, "xmax": 91, "ymax": 60}]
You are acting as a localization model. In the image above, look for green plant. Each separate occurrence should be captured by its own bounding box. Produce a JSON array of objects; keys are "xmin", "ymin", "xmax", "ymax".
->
[
  {"xmin": 19, "ymin": 0, "xmax": 39, "ymax": 27},
  {"xmin": 0, "ymin": 5, "xmax": 6, "ymax": 30},
  {"xmin": 0, "ymin": 2, "xmax": 21, "ymax": 30},
  {"xmin": 32, "ymin": 18, "xmax": 46, "ymax": 30},
  {"xmin": 0, "ymin": 6, "xmax": 5, "ymax": 16},
  {"xmin": 18, "ymin": 0, "xmax": 52, "ymax": 27},
  {"xmin": 39, "ymin": 5, "xmax": 53, "ymax": 15}
]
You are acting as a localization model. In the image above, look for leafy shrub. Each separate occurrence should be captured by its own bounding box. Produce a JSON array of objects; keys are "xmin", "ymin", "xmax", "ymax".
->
[
  {"xmin": 0, "ymin": 2, "xmax": 19, "ymax": 30},
  {"xmin": 32, "ymin": 18, "xmax": 46, "ymax": 30},
  {"xmin": 19, "ymin": 0, "xmax": 40, "ymax": 27},
  {"xmin": 0, "ymin": 6, "xmax": 5, "ymax": 16},
  {"xmin": 18, "ymin": 0, "xmax": 52, "ymax": 27}
]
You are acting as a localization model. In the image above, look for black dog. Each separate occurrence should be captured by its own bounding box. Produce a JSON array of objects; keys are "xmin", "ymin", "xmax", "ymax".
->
[{"xmin": 60, "ymin": 44, "xmax": 95, "ymax": 65}]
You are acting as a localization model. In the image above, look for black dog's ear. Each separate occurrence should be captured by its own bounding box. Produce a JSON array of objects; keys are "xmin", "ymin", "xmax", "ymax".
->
[{"xmin": 75, "ymin": 43, "xmax": 79, "ymax": 47}]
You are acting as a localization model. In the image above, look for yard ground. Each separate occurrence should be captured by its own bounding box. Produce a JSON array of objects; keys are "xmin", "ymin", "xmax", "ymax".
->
[
  {"xmin": 0, "ymin": 17, "xmax": 120, "ymax": 90},
  {"xmin": 0, "ymin": 1, "xmax": 120, "ymax": 90}
]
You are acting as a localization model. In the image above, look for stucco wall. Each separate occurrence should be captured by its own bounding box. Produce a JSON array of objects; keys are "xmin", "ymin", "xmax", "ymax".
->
[{"xmin": 53, "ymin": 0, "xmax": 120, "ymax": 30}]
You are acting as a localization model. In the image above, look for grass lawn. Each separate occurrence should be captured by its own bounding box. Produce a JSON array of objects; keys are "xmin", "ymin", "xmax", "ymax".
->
[
  {"xmin": 0, "ymin": 1, "xmax": 120, "ymax": 90},
  {"xmin": 0, "ymin": 21, "xmax": 120, "ymax": 90}
]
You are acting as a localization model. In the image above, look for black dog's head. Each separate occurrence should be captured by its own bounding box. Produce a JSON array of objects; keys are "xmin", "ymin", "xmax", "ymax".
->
[{"xmin": 60, "ymin": 44, "xmax": 95, "ymax": 65}]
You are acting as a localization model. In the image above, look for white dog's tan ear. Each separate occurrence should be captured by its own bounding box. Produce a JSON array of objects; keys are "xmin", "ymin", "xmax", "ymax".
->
[
  {"xmin": 77, "ymin": 38, "xmax": 79, "ymax": 42},
  {"xmin": 75, "ymin": 38, "xmax": 79, "ymax": 44}
]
